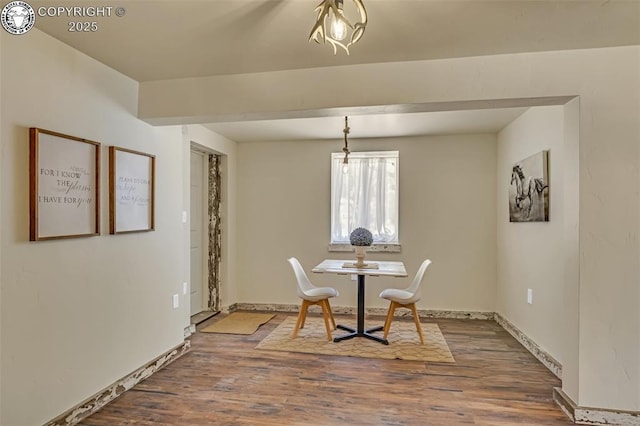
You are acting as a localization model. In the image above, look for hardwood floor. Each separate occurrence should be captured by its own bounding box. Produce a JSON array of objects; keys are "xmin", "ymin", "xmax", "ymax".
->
[{"xmin": 81, "ymin": 313, "xmax": 573, "ymax": 425}]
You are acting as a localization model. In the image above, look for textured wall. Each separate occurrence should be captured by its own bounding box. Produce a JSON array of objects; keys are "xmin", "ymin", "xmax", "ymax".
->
[
  {"xmin": 1, "ymin": 30, "xmax": 186, "ymax": 425},
  {"xmin": 496, "ymin": 106, "xmax": 569, "ymax": 366},
  {"xmin": 236, "ymin": 134, "xmax": 497, "ymax": 312}
]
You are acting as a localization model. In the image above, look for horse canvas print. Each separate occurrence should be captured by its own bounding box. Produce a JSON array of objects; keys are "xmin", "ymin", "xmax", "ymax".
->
[{"xmin": 509, "ymin": 151, "xmax": 549, "ymax": 222}]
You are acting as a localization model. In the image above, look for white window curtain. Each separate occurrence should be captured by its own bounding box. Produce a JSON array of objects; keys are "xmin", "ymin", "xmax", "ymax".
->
[{"xmin": 331, "ymin": 151, "xmax": 399, "ymax": 244}]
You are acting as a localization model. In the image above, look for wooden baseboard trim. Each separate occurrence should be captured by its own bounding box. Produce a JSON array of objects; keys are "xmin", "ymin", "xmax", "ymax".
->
[
  {"xmin": 45, "ymin": 340, "xmax": 191, "ymax": 426},
  {"xmin": 553, "ymin": 387, "xmax": 640, "ymax": 425},
  {"xmin": 553, "ymin": 387, "xmax": 577, "ymax": 422},
  {"xmin": 494, "ymin": 312, "xmax": 562, "ymax": 379},
  {"xmin": 233, "ymin": 303, "xmax": 494, "ymax": 320}
]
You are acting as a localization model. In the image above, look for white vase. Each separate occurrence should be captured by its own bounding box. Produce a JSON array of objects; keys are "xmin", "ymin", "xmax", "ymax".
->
[{"xmin": 354, "ymin": 245, "xmax": 367, "ymax": 267}]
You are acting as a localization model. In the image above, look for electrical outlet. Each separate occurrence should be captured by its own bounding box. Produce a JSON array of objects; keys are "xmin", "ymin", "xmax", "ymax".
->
[
  {"xmin": 527, "ymin": 288, "xmax": 533, "ymax": 305},
  {"xmin": 183, "ymin": 282, "xmax": 188, "ymax": 295},
  {"xmin": 173, "ymin": 294, "xmax": 179, "ymax": 309}
]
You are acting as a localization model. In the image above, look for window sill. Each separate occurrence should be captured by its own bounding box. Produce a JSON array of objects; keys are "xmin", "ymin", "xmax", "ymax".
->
[{"xmin": 327, "ymin": 243, "xmax": 401, "ymax": 253}]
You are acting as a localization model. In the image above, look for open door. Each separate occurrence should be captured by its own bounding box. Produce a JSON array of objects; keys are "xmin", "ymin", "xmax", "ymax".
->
[{"xmin": 190, "ymin": 150, "xmax": 206, "ymax": 316}]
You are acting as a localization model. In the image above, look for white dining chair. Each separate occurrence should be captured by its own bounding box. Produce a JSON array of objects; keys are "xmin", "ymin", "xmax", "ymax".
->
[
  {"xmin": 379, "ymin": 259, "xmax": 432, "ymax": 344},
  {"xmin": 287, "ymin": 257, "xmax": 338, "ymax": 341}
]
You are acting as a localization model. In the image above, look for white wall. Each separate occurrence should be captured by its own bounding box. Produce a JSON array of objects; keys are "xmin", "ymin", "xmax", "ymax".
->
[
  {"xmin": 496, "ymin": 106, "xmax": 568, "ymax": 363},
  {"xmin": 560, "ymin": 98, "xmax": 581, "ymax": 402},
  {"xmin": 236, "ymin": 134, "xmax": 497, "ymax": 312},
  {"xmin": 0, "ymin": 30, "xmax": 186, "ymax": 425}
]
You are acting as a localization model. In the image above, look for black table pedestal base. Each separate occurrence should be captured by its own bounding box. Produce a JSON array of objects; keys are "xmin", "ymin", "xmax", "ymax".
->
[
  {"xmin": 332, "ymin": 274, "xmax": 389, "ymax": 345},
  {"xmin": 333, "ymin": 324, "xmax": 388, "ymax": 345}
]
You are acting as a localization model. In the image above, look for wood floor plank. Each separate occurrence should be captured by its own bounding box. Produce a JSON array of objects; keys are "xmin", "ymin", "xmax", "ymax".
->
[{"xmin": 80, "ymin": 313, "xmax": 573, "ymax": 425}]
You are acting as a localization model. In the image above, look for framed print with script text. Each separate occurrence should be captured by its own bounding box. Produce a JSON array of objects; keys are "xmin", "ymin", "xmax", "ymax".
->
[
  {"xmin": 109, "ymin": 146, "xmax": 155, "ymax": 234},
  {"xmin": 29, "ymin": 128, "xmax": 100, "ymax": 241}
]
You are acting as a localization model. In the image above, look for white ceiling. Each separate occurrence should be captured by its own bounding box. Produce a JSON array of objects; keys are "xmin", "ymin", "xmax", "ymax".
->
[
  {"xmin": 31, "ymin": 0, "xmax": 640, "ymax": 142},
  {"xmin": 32, "ymin": 0, "xmax": 640, "ymax": 81},
  {"xmin": 204, "ymin": 107, "xmax": 529, "ymax": 142}
]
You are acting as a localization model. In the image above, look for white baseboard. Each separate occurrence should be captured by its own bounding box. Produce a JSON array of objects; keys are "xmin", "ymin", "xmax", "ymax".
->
[
  {"xmin": 494, "ymin": 312, "xmax": 562, "ymax": 379},
  {"xmin": 45, "ymin": 341, "xmax": 190, "ymax": 426},
  {"xmin": 234, "ymin": 302, "xmax": 494, "ymax": 320},
  {"xmin": 553, "ymin": 387, "xmax": 640, "ymax": 425},
  {"xmin": 184, "ymin": 324, "xmax": 196, "ymax": 337}
]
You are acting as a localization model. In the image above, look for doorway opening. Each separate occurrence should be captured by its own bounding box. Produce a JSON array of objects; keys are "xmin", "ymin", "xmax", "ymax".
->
[{"xmin": 190, "ymin": 147, "xmax": 222, "ymax": 324}]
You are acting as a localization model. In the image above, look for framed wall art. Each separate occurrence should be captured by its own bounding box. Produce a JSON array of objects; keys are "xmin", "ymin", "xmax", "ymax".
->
[
  {"xmin": 509, "ymin": 150, "xmax": 549, "ymax": 222},
  {"xmin": 109, "ymin": 146, "xmax": 155, "ymax": 234},
  {"xmin": 29, "ymin": 128, "xmax": 101, "ymax": 241}
]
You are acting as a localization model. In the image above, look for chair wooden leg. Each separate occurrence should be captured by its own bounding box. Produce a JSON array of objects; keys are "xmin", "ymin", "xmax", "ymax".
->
[
  {"xmin": 383, "ymin": 301, "xmax": 397, "ymax": 340},
  {"xmin": 292, "ymin": 300, "xmax": 310, "ymax": 338},
  {"xmin": 409, "ymin": 303, "xmax": 425, "ymax": 345},
  {"xmin": 299, "ymin": 300, "xmax": 310, "ymax": 329},
  {"xmin": 319, "ymin": 299, "xmax": 333, "ymax": 341},
  {"xmin": 324, "ymin": 299, "xmax": 337, "ymax": 330}
]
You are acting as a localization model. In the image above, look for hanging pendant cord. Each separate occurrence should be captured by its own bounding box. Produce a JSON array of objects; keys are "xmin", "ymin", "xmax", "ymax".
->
[{"xmin": 342, "ymin": 116, "xmax": 350, "ymax": 162}]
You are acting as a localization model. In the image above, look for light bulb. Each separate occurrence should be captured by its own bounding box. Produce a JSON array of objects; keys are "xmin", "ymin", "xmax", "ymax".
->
[
  {"xmin": 330, "ymin": 13, "xmax": 347, "ymax": 41},
  {"xmin": 342, "ymin": 163, "xmax": 349, "ymax": 174}
]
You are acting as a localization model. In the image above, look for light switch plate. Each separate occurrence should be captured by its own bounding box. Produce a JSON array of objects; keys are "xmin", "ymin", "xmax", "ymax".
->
[
  {"xmin": 181, "ymin": 211, "xmax": 187, "ymax": 223},
  {"xmin": 173, "ymin": 294, "xmax": 179, "ymax": 308}
]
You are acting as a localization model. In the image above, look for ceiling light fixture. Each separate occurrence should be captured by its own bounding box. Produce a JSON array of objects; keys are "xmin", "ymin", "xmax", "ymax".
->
[
  {"xmin": 342, "ymin": 116, "xmax": 350, "ymax": 174},
  {"xmin": 309, "ymin": 0, "xmax": 368, "ymax": 55}
]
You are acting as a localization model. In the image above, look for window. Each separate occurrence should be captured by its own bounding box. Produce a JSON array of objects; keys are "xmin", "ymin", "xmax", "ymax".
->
[{"xmin": 331, "ymin": 151, "xmax": 399, "ymax": 244}]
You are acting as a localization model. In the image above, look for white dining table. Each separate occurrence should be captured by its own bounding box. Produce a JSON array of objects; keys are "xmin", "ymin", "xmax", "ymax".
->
[{"xmin": 312, "ymin": 259, "xmax": 408, "ymax": 345}]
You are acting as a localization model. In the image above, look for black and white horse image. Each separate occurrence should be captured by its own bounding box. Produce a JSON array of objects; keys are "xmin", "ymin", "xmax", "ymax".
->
[{"xmin": 510, "ymin": 164, "xmax": 548, "ymax": 220}]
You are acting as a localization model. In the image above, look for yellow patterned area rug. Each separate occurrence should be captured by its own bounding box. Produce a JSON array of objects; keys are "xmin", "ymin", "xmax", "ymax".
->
[
  {"xmin": 256, "ymin": 316, "xmax": 455, "ymax": 363},
  {"xmin": 200, "ymin": 312, "xmax": 275, "ymax": 335}
]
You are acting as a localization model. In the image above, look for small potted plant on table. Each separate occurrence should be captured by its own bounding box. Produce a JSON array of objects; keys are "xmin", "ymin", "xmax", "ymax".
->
[{"xmin": 350, "ymin": 227, "xmax": 373, "ymax": 267}]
